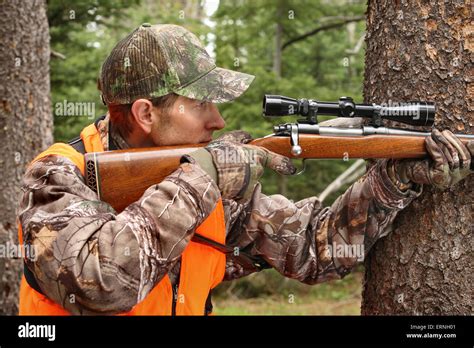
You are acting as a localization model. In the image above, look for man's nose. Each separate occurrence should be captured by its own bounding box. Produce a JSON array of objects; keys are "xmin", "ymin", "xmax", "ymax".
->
[{"xmin": 207, "ymin": 105, "xmax": 226, "ymax": 130}]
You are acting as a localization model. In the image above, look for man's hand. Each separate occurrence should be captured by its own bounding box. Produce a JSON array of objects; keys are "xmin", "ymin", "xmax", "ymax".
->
[
  {"xmin": 186, "ymin": 130, "xmax": 296, "ymax": 201},
  {"xmin": 393, "ymin": 129, "xmax": 473, "ymax": 189}
]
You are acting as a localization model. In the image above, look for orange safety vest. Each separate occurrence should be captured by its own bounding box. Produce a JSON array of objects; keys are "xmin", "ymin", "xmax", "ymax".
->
[{"xmin": 18, "ymin": 122, "xmax": 226, "ymax": 315}]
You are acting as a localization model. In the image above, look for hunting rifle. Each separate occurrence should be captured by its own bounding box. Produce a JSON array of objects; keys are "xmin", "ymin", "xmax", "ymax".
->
[{"xmin": 84, "ymin": 95, "xmax": 474, "ymax": 212}]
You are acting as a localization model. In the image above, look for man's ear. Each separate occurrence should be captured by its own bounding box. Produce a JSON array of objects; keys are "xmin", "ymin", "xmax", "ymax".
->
[{"xmin": 130, "ymin": 99, "xmax": 154, "ymax": 134}]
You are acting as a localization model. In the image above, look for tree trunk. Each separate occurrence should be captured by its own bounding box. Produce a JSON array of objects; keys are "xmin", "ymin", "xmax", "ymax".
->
[
  {"xmin": 361, "ymin": 0, "xmax": 473, "ymax": 315},
  {"xmin": 273, "ymin": 3, "xmax": 288, "ymax": 197},
  {"xmin": 0, "ymin": 0, "xmax": 52, "ymax": 315}
]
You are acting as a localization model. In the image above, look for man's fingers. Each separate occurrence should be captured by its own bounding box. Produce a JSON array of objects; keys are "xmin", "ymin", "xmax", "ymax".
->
[
  {"xmin": 215, "ymin": 130, "xmax": 253, "ymax": 144},
  {"xmin": 442, "ymin": 130, "xmax": 471, "ymax": 169},
  {"xmin": 425, "ymin": 135, "xmax": 448, "ymax": 170},
  {"xmin": 431, "ymin": 129, "xmax": 458, "ymax": 169},
  {"xmin": 264, "ymin": 150, "xmax": 297, "ymax": 175}
]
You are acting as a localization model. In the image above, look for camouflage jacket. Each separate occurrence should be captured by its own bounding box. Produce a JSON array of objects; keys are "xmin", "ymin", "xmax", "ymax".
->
[{"xmin": 18, "ymin": 116, "xmax": 422, "ymax": 314}]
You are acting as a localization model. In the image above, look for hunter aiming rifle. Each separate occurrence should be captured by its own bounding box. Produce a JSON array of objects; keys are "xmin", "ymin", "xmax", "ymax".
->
[{"xmin": 84, "ymin": 95, "xmax": 474, "ymax": 213}]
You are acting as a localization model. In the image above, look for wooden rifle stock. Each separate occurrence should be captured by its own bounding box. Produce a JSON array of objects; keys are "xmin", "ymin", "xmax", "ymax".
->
[{"xmin": 84, "ymin": 133, "xmax": 473, "ymax": 212}]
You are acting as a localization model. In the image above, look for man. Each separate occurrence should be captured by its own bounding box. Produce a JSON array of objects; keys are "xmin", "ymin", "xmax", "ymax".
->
[{"xmin": 18, "ymin": 24, "xmax": 473, "ymax": 315}]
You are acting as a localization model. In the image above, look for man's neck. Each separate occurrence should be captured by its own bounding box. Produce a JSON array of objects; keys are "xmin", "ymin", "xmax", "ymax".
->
[{"xmin": 111, "ymin": 124, "xmax": 157, "ymax": 149}]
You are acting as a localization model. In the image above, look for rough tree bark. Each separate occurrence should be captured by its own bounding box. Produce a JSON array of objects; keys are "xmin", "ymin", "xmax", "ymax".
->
[
  {"xmin": 362, "ymin": 0, "xmax": 473, "ymax": 314},
  {"xmin": 0, "ymin": 0, "xmax": 52, "ymax": 314}
]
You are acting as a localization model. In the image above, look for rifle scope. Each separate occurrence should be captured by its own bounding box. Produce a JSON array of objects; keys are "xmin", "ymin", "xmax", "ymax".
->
[{"xmin": 263, "ymin": 95, "xmax": 435, "ymax": 127}]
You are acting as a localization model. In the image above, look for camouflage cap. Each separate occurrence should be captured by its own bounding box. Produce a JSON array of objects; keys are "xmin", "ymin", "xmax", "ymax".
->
[{"xmin": 99, "ymin": 23, "xmax": 255, "ymax": 105}]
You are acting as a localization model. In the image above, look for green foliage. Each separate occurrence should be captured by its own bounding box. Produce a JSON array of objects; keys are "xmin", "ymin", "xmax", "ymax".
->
[
  {"xmin": 48, "ymin": 0, "xmax": 139, "ymax": 141},
  {"xmin": 214, "ymin": 265, "xmax": 363, "ymax": 299},
  {"xmin": 212, "ymin": 0, "xmax": 366, "ymax": 201},
  {"xmin": 213, "ymin": 267, "xmax": 363, "ymax": 315},
  {"xmin": 49, "ymin": 0, "xmax": 209, "ymax": 141}
]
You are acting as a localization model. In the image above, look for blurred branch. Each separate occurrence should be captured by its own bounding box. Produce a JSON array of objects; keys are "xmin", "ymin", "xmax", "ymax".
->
[
  {"xmin": 282, "ymin": 15, "xmax": 365, "ymax": 51},
  {"xmin": 51, "ymin": 50, "xmax": 66, "ymax": 60},
  {"xmin": 346, "ymin": 32, "xmax": 366, "ymax": 55},
  {"xmin": 317, "ymin": 159, "xmax": 366, "ymax": 203}
]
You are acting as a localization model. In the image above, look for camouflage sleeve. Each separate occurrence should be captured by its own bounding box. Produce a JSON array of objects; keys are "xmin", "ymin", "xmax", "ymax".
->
[
  {"xmin": 19, "ymin": 154, "xmax": 220, "ymax": 315},
  {"xmin": 223, "ymin": 159, "xmax": 423, "ymax": 283}
]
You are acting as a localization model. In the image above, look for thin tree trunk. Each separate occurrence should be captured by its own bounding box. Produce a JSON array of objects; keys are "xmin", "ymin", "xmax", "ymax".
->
[
  {"xmin": 362, "ymin": 0, "xmax": 473, "ymax": 315},
  {"xmin": 274, "ymin": 3, "xmax": 288, "ymax": 196},
  {"xmin": 0, "ymin": 0, "xmax": 52, "ymax": 315},
  {"xmin": 273, "ymin": 9, "xmax": 283, "ymax": 76}
]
